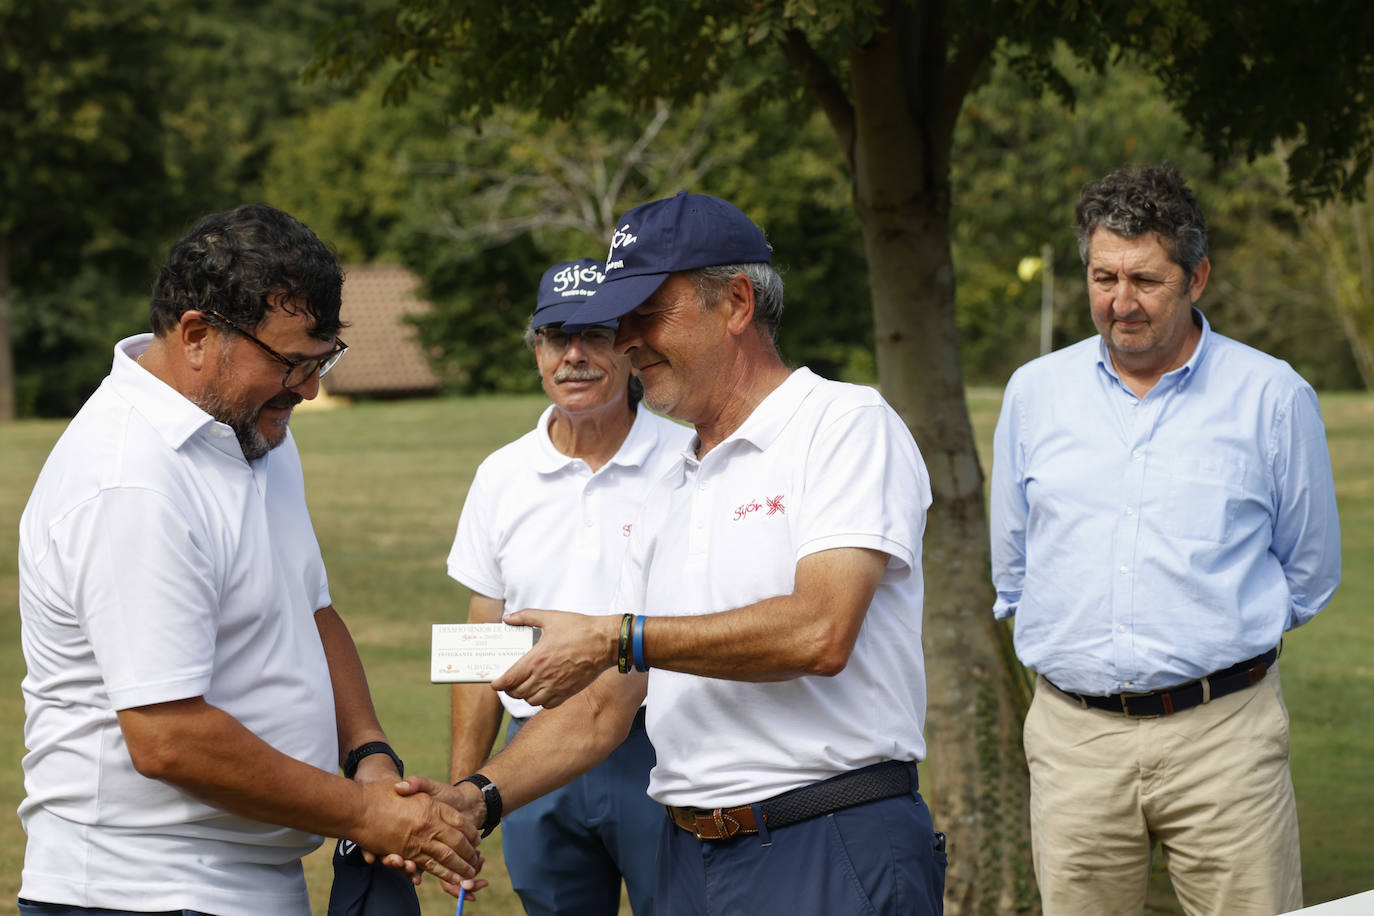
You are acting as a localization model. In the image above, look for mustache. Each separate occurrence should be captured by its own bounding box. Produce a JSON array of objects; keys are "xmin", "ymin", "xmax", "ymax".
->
[
  {"xmin": 553, "ymin": 366, "xmax": 605, "ymax": 383},
  {"xmin": 264, "ymin": 393, "xmax": 303, "ymax": 410}
]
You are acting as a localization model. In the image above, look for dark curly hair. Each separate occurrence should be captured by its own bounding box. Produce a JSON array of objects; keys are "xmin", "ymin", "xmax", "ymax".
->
[
  {"xmin": 149, "ymin": 203, "xmax": 344, "ymax": 339},
  {"xmin": 1075, "ymin": 163, "xmax": 1208, "ymax": 280}
]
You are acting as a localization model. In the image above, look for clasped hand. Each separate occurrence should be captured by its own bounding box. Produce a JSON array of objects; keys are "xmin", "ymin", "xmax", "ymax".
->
[
  {"xmin": 349, "ymin": 772, "xmax": 486, "ymax": 897},
  {"xmin": 390, "ymin": 776, "xmax": 490, "ymax": 900}
]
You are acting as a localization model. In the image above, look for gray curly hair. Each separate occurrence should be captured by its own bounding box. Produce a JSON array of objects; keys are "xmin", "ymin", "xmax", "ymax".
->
[{"xmin": 1075, "ymin": 163, "xmax": 1208, "ymax": 280}]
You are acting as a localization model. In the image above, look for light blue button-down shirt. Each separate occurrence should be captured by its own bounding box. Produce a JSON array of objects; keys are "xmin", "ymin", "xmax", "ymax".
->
[{"xmin": 990, "ymin": 311, "xmax": 1340, "ymax": 695}]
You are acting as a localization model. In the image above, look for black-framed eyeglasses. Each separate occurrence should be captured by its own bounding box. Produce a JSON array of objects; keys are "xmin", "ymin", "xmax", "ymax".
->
[
  {"xmin": 200, "ymin": 308, "xmax": 348, "ymax": 388},
  {"xmin": 534, "ymin": 325, "xmax": 616, "ymax": 352}
]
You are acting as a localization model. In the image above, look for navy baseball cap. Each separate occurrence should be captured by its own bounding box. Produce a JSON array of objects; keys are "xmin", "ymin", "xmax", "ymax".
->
[
  {"xmin": 530, "ymin": 258, "xmax": 608, "ymax": 329},
  {"xmin": 325, "ymin": 837, "xmax": 421, "ymax": 916},
  {"xmin": 566, "ymin": 192, "xmax": 771, "ymax": 327}
]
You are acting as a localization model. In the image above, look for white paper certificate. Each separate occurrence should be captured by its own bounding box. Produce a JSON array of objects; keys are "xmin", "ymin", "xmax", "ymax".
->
[{"xmin": 431, "ymin": 623, "xmax": 537, "ymax": 683}]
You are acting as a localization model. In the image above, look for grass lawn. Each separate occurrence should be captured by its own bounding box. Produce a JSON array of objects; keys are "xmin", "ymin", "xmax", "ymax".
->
[{"xmin": 1, "ymin": 388, "xmax": 1370, "ymax": 914}]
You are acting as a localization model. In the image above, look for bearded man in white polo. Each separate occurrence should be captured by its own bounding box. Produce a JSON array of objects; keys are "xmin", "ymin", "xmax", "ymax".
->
[{"xmin": 16, "ymin": 204, "xmax": 478, "ymax": 916}]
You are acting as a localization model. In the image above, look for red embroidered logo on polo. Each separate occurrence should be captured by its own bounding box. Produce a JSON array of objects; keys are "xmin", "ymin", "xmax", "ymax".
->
[{"xmin": 732, "ymin": 495, "xmax": 785, "ymax": 521}]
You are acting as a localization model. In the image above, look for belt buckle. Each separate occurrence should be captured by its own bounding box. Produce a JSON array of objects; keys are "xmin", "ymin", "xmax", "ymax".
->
[
  {"xmin": 1118, "ymin": 689, "xmax": 1162, "ymax": 719},
  {"xmin": 687, "ymin": 807, "xmax": 740, "ymax": 840}
]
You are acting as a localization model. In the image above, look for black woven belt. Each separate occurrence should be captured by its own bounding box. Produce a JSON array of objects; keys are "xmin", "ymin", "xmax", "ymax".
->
[
  {"xmin": 666, "ymin": 760, "xmax": 913, "ymax": 840},
  {"xmin": 1048, "ymin": 647, "xmax": 1278, "ymax": 718}
]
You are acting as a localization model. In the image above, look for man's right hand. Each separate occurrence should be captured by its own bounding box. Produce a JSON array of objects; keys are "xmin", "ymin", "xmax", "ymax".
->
[
  {"xmin": 393, "ymin": 775, "xmax": 486, "ymax": 828},
  {"xmin": 352, "ymin": 779, "xmax": 482, "ymax": 883},
  {"xmin": 493, "ymin": 609, "xmax": 619, "ymax": 707}
]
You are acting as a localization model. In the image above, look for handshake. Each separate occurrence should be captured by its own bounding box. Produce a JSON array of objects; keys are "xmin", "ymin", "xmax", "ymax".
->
[{"xmin": 342, "ymin": 757, "xmax": 491, "ymax": 902}]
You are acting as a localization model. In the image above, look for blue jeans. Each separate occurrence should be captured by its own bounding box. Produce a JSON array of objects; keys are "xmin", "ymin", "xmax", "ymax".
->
[
  {"xmin": 18, "ymin": 902, "xmax": 216, "ymax": 916},
  {"xmin": 501, "ymin": 708, "xmax": 661, "ymax": 915},
  {"xmin": 653, "ymin": 763, "xmax": 946, "ymax": 915}
]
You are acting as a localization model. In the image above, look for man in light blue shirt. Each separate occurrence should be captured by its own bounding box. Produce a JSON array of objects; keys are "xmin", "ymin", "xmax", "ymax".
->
[{"xmin": 990, "ymin": 163, "xmax": 1340, "ymax": 915}]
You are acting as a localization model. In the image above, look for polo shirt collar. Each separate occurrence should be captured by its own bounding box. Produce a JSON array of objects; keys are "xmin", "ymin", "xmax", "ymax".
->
[
  {"xmin": 531, "ymin": 402, "xmax": 668, "ymax": 474},
  {"xmin": 1095, "ymin": 307, "xmax": 1212, "ymax": 391},
  {"xmin": 606, "ymin": 404, "xmax": 678, "ymax": 469},
  {"xmin": 717, "ymin": 366, "xmax": 820, "ymax": 453},
  {"xmin": 110, "ymin": 333, "xmax": 243, "ymax": 459}
]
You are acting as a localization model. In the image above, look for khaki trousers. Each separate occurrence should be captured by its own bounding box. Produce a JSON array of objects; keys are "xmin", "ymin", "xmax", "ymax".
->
[{"xmin": 1024, "ymin": 668, "xmax": 1302, "ymax": 916}]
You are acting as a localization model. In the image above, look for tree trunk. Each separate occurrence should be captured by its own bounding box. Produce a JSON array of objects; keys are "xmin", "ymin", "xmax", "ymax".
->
[
  {"xmin": 847, "ymin": 16, "xmax": 1038, "ymax": 915},
  {"xmin": 0, "ymin": 238, "xmax": 15, "ymax": 421}
]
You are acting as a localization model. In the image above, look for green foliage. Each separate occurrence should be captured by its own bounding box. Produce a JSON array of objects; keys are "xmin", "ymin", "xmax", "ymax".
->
[
  {"xmin": 0, "ymin": 0, "xmax": 179, "ymax": 286},
  {"xmin": 412, "ymin": 234, "xmax": 547, "ymax": 394},
  {"xmin": 161, "ymin": 0, "xmax": 356, "ymax": 208},
  {"xmin": 263, "ymin": 74, "xmax": 874, "ymax": 390},
  {"xmin": 0, "ymin": 0, "xmax": 183, "ymax": 417},
  {"xmin": 1129, "ymin": 0, "xmax": 1374, "ymax": 205},
  {"xmin": 313, "ymin": 0, "xmax": 1374, "ymax": 208},
  {"xmin": 950, "ymin": 49, "xmax": 1364, "ymax": 389},
  {"xmin": 262, "ymin": 75, "xmax": 440, "ymax": 265},
  {"xmin": 8, "ymin": 270, "xmax": 147, "ymax": 417},
  {"xmin": 0, "ymin": 0, "xmax": 356, "ymax": 417},
  {"xmin": 311, "ymin": 2, "xmax": 793, "ymax": 117},
  {"xmin": 1294, "ymin": 170, "xmax": 1374, "ymax": 389},
  {"xmin": 307, "ymin": 0, "xmax": 1374, "ymax": 400}
]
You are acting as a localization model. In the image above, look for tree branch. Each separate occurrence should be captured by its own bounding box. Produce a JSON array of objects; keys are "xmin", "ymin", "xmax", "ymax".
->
[
  {"xmin": 777, "ymin": 27, "xmax": 856, "ymax": 166},
  {"xmin": 935, "ymin": 26, "xmax": 993, "ymax": 173}
]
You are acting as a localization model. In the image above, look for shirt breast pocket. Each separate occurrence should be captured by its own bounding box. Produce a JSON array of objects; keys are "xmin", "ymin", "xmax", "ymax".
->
[{"xmin": 1161, "ymin": 454, "xmax": 1248, "ymax": 543}]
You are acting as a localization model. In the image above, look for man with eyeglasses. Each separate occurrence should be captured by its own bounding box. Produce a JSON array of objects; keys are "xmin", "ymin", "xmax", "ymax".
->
[
  {"xmin": 446, "ymin": 257, "xmax": 691, "ymax": 915},
  {"xmin": 16, "ymin": 203, "xmax": 480, "ymax": 916}
]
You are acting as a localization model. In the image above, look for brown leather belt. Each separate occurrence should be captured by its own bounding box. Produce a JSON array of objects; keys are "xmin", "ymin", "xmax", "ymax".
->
[
  {"xmin": 665, "ymin": 760, "xmax": 913, "ymax": 841},
  {"xmin": 667, "ymin": 803, "xmax": 762, "ymax": 840}
]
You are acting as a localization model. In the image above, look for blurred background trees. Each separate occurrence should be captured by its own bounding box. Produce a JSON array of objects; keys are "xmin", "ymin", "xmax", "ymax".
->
[
  {"xmin": 0, "ymin": 0, "xmax": 351, "ymax": 417},
  {"xmin": 5, "ymin": 0, "xmax": 1368, "ymax": 420},
  {"xmin": 949, "ymin": 48, "xmax": 1366, "ymax": 390},
  {"xmin": 4, "ymin": 0, "xmax": 1370, "ymax": 421}
]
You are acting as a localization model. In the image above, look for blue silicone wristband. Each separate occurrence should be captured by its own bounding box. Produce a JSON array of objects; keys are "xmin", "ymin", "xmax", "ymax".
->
[{"xmin": 633, "ymin": 615, "xmax": 648, "ymax": 672}]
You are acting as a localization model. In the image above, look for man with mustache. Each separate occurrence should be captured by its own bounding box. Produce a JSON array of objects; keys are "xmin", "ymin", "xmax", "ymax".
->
[
  {"xmin": 417, "ymin": 193, "xmax": 946, "ymax": 915},
  {"xmin": 446, "ymin": 257, "xmax": 691, "ymax": 915},
  {"xmin": 16, "ymin": 204, "xmax": 479, "ymax": 916},
  {"xmin": 989, "ymin": 164, "xmax": 1341, "ymax": 914}
]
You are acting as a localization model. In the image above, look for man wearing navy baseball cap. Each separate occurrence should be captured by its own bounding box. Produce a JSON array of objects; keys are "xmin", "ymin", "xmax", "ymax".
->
[
  {"xmin": 416, "ymin": 193, "xmax": 948, "ymax": 914},
  {"xmin": 445, "ymin": 257, "xmax": 691, "ymax": 914}
]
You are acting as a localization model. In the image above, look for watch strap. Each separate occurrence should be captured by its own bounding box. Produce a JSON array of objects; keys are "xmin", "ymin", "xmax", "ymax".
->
[
  {"xmin": 457, "ymin": 773, "xmax": 503, "ymax": 837},
  {"xmin": 342, "ymin": 741, "xmax": 404, "ymax": 780}
]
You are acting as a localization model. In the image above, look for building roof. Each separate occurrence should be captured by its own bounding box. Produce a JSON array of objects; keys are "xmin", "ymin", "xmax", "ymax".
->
[{"xmin": 323, "ymin": 264, "xmax": 442, "ymax": 397}]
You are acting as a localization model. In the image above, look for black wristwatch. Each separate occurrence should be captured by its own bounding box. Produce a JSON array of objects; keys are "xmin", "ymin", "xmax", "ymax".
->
[
  {"xmin": 342, "ymin": 741, "xmax": 404, "ymax": 780},
  {"xmin": 456, "ymin": 773, "xmax": 503, "ymax": 837}
]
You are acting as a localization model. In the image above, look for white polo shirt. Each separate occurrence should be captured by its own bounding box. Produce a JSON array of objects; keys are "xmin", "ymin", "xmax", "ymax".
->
[
  {"xmin": 17, "ymin": 334, "xmax": 337, "ymax": 915},
  {"xmin": 620, "ymin": 368, "xmax": 932, "ymax": 808},
  {"xmin": 447, "ymin": 403, "xmax": 694, "ymax": 718}
]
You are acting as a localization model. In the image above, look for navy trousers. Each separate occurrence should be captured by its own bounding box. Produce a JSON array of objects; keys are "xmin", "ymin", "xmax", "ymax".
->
[
  {"xmin": 653, "ymin": 764, "xmax": 946, "ymax": 916},
  {"xmin": 502, "ymin": 708, "xmax": 661, "ymax": 915},
  {"xmin": 19, "ymin": 902, "xmax": 215, "ymax": 916}
]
